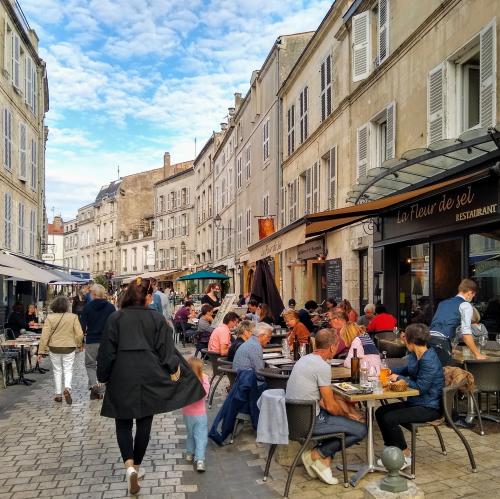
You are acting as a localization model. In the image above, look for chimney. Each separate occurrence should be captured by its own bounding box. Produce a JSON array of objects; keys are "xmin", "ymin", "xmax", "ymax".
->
[
  {"xmin": 228, "ymin": 107, "xmax": 235, "ymax": 116},
  {"xmin": 234, "ymin": 92, "xmax": 242, "ymax": 109},
  {"xmin": 53, "ymin": 215, "xmax": 63, "ymax": 230},
  {"xmin": 163, "ymin": 152, "xmax": 171, "ymax": 178},
  {"xmin": 220, "ymin": 122, "xmax": 228, "ymax": 131}
]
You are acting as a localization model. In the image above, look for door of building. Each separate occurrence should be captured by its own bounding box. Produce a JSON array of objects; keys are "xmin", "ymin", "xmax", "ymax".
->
[
  {"xmin": 432, "ymin": 238, "xmax": 463, "ymax": 311},
  {"xmin": 359, "ymin": 250, "xmax": 369, "ymax": 312}
]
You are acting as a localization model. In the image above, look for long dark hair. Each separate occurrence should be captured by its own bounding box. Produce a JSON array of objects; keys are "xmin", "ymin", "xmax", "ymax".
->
[{"xmin": 121, "ymin": 278, "xmax": 153, "ymax": 308}]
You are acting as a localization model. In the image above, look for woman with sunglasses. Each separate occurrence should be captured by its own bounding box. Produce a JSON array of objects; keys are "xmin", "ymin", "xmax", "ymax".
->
[{"xmin": 97, "ymin": 278, "xmax": 205, "ymax": 495}]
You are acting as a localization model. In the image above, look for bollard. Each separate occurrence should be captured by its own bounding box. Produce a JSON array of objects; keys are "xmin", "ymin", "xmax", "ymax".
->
[{"xmin": 379, "ymin": 447, "xmax": 408, "ymax": 493}]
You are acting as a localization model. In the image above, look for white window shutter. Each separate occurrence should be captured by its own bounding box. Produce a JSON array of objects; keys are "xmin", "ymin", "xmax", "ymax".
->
[
  {"xmin": 32, "ymin": 66, "xmax": 37, "ymax": 114},
  {"xmin": 312, "ymin": 162, "xmax": 319, "ymax": 212},
  {"xmin": 385, "ymin": 102, "xmax": 396, "ymax": 160},
  {"xmin": 479, "ymin": 19, "xmax": 496, "ymax": 128},
  {"xmin": 427, "ymin": 63, "xmax": 446, "ymax": 143},
  {"xmin": 352, "ymin": 11, "xmax": 371, "ymax": 82},
  {"xmin": 19, "ymin": 123, "xmax": 27, "ymax": 180},
  {"xmin": 12, "ymin": 33, "xmax": 20, "ymax": 89},
  {"xmin": 31, "ymin": 138, "xmax": 37, "ymax": 189},
  {"xmin": 3, "ymin": 20, "xmax": 9, "ymax": 75},
  {"xmin": 378, "ymin": 0, "xmax": 389, "ymax": 64},
  {"xmin": 357, "ymin": 124, "xmax": 369, "ymax": 178},
  {"xmin": 25, "ymin": 57, "xmax": 33, "ymax": 107},
  {"xmin": 328, "ymin": 147, "xmax": 337, "ymax": 210}
]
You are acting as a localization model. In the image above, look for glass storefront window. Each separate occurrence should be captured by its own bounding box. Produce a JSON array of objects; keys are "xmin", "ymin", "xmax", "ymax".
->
[
  {"xmin": 399, "ymin": 243, "xmax": 430, "ymax": 327},
  {"xmin": 469, "ymin": 231, "xmax": 500, "ymax": 335}
]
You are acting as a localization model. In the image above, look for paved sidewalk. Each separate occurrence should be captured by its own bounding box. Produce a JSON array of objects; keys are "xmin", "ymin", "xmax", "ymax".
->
[{"xmin": 1, "ymin": 347, "xmax": 500, "ymax": 499}]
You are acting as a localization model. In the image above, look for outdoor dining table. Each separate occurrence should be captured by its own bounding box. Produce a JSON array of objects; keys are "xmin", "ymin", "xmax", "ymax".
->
[
  {"xmin": 263, "ymin": 355, "xmax": 351, "ymax": 380},
  {"xmin": 1, "ymin": 339, "xmax": 40, "ymax": 385},
  {"xmin": 332, "ymin": 385, "xmax": 419, "ymax": 487}
]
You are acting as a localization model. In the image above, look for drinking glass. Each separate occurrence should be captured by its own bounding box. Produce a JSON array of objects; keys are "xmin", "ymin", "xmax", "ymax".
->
[
  {"xmin": 478, "ymin": 334, "xmax": 488, "ymax": 351},
  {"xmin": 281, "ymin": 339, "xmax": 290, "ymax": 358},
  {"xmin": 360, "ymin": 360, "xmax": 370, "ymax": 388},
  {"xmin": 496, "ymin": 334, "xmax": 500, "ymax": 346},
  {"xmin": 299, "ymin": 344, "xmax": 307, "ymax": 358}
]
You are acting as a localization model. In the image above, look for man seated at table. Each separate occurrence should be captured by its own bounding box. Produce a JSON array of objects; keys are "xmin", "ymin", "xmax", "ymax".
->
[
  {"xmin": 286, "ymin": 329, "xmax": 367, "ymax": 486},
  {"xmin": 298, "ymin": 300, "xmax": 317, "ymax": 333},
  {"xmin": 208, "ymin": 312, "xmax": 240, "ymax": 356},
  {"xmin": 357, "ymin": 304, "xmax": 375, "ymax": 328},
  {"xmin": 227, "ymin": 320, "xmax": 254, "ymax": 361},
  {"xmin": 173, "ymin": 300, "xmax": 197, "ymax": 342},
  {"xmin": 375, "ymin": 323, "xmax": 444, "ymax": 470},
  {"xmin": 232, "ymin": 322, "xmax": 272, "ymax": 373},
  {"xmin": 366, "ymin": 304, "xmax": 397, "ymax": 333}
]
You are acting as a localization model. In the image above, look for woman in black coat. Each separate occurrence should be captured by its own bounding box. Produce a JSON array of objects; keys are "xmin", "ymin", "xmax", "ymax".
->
[{"xmin": 97, "ymin": 278, "xmax": 205, "ymax": 495}]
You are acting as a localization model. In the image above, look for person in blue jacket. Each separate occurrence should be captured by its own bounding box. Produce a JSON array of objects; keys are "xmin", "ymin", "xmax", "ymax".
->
[{"xmin": 375, "ymin": 323, "xmax": 444, "ymax": 470}]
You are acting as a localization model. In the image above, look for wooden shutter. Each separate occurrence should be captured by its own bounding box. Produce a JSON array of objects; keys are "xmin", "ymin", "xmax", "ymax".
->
[
  {"xmin": 352, "ymin": 11, "xmax": 371, "ymax": 82},
  {"xmin": 32, "ymin": 66, "xmax": 37, "ymax": 114},
  {"xmin": 378, "ymin": 0, "xmax": 389, "ymax": 64},
  {"xmin": 12, "ymin": 33, "xmax": 20, "ymax": 88},
  {"xmin": 3, "ymin": 108, "xmax": 11, "ymax": 169},
  {"xmin": 479, "ymin": 19, "xmax": 496, "ymax": 127},
  {"xmin": 31, "ymin": 138, "xmax": 37, "ymax": 189},
  {"xmin": 25, "ymin": 57, "xmax": 33, "ymax": 107},
  {"xmin": 312, "ymin": 162, "xmax": 319, "ymax": 213},
  {"xmin": 3, "ymin": 20, "xmax": 9, "ymax": 75},
  {"xmin": 328, "ymin": 147, "xmax": 337, "ymax": 210},
  {"xmin": 305, "ymin": 169, "xmax": 312, "ymax": 214},
  {"xmin": 357, "ymin": 124, "xmax": 369, "ymax": 178},
  {"xmin": 385, "ymin": 102, "xmax": 396, "ymax": 160},
  {"xmin": 326, "ymin": 55, "xmax": 332, "ymax": 117},
  {"xmin": 427, "ymin": 63, "xmax": 446, "ymax": 143},
  {"xmin": 19, "ymin": 123, "xmax": 27, "ymax": 180}
]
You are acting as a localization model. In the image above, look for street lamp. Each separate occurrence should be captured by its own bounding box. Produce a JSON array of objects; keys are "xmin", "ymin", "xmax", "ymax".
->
[{"xmin": 214, "ymin": 214, "xmax": 222, "ymax": 229}]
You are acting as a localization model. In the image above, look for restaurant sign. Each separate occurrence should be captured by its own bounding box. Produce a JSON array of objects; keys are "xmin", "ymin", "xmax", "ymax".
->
[
  {"xmin": 297, "ymin": 238, "xmax": 325, "ymax": 260},
  {"xmin": 383, "ymin": 178, "xmax": 499, "ymax": 240}
]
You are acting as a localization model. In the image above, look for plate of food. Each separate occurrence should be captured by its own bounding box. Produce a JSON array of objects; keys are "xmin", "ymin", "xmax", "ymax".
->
[
  {"xmin": 329, "ymin": 359, "xmax": 345, "ymax": 366},
  {"xmin": 263, "ymin": 352, "xmax": 282, "ymax": 359},
  {"xmin": 333, "ymin": 382, "xmax": 372, "ymax": 395}
]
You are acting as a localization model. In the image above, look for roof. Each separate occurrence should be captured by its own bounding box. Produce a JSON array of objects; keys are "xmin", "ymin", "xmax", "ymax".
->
[
  {"xmin": 95, "ymin": 179, "xmax": 122, "ymax": 203},
  {"xmin": 47, "ymin": 223, "xmax": 64, "ymax": 235},
  {"xmin": 155, "ymin": 166, "xmax": 194, "ymax": 187}
]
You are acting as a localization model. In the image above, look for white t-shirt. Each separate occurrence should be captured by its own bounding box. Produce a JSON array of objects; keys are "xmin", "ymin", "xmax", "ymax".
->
[{"xmin": 286, "ymin": 354, "xmax": 331, "ymax": 415}]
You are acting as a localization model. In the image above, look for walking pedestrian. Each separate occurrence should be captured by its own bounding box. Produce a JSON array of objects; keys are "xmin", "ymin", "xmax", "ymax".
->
[
  {"xmin": 38, "ymin": 296, "xmax": 84, "ymax": 404},
  {"xmin": 182, "ymin": 357, "xmax": 210, "ymax": 472},
  {"xmin": 81, "ymin": 284, "xmax": 116, "ymax": 400},
  {"xmin": 97, "ymin": 277, "xmax": 205, "ymax": 495}
]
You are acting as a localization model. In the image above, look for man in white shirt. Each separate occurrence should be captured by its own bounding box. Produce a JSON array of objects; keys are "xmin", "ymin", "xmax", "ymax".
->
[{"xmin": 286, "ymin": 329, "xmax": 367, "ymax": 486}]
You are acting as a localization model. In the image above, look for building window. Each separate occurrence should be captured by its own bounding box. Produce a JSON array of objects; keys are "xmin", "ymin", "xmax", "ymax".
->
[
  {"xmin": 181, "ymin": 187, "xmax": 189, "ymax": 206},
  {"xmin": 181, "ymin": 214, "xmax": 188, "ymax": 236},
  {"xmin": 246, "ymin": 209, "xmax": 251, "ymax": 246},
  {"xmin": 304, "ymin": 163, "xmax": 319, "ymax": 214},
  {"xmin": 3, "ymin": 108, "xmax": 12, "ymax": 170},
  {"xmin": 263, "ymin": 120, "xmax": 270, "ymax": 161},
  {"xmin": 287, "ymin": 105, "xmax": 295, "ymax": 155},
  {"xmin": 288, "ymin": 179, "xmax": 298, "ymax": 223},
  {"xmin": 245, "ymin": 147, "xmax": 251, "ymax": 179},
  {"xmin": 208, "ymin": 185, "xmax": 212, "ymax": 216},
  {"xmin": 320, "ymin": 55, "xmax": 332, "ymax": 122},
  {"xmin": 19, "ymin": 123, "xmax": 27, "ymax": 180},
  {"xmin": 17, "ymin": 202, "xmax": 24, "ymax": 253},
  {"xmin": 158, "ymin": 195, "xmax": 165, "ymax": 213},
  {"xmin": 4, "ymin": 193, "xmax": 12, "ymax": 249},
  {"xmin": 221, "ymin": 179, "xmax": 226, "ymax": 208},
  {"xmin": 181, "ymin": 242, "xmax": 187, "ymax": 268},
  {"xmin": 236, "ymin": 157, "xmax": 242, "ymax": 189},
  {"xmin": 299, "ymin": 86, "xmax": 308, "ymax": 143},
  {"xmin": 122, "ymin": 249, "xmax": 127, "ymax": 272},
  {"xmin": 237, "ymin": 214, "xmax": 242, "ymax": 251},
  {"xmin": 227, "ymin": 219, "xmax": 232, "ymax": 254},
  {"xmin": 263, "ymin": 193, "xmax": 270, "ymax": 217},
  {"xmin": 279, "ymin": 185, "xmax": 286, "ymax": 228},
  {"xmin": 325, "ymin": 147, "xmax": 337, "ymax": 210},
  {"xmin": 11, "ymin": 32, "xmax": 20, "ymax": 89}
]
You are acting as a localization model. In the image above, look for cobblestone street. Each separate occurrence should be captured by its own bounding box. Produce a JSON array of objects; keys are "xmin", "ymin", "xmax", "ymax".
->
[{"xmin": 1, "ymin": 351, "xmax": 500, "ymax": 499}]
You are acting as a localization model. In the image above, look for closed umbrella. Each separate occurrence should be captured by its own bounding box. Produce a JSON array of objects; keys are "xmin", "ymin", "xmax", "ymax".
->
[{"xmin": 250, "ymin": 259, "xmax": 285, "ymax": 324}]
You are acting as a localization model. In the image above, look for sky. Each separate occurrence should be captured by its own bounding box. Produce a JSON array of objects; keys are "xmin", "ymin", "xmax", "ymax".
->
[{"xmin": 21, "ymin": 0, "xmax": 331, "ymax": 220}]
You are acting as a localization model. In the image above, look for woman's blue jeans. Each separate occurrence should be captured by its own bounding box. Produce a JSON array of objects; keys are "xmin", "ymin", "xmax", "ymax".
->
[{"xmin": 313, "ymin": 409, "xmax": 367, "ymax": 458}]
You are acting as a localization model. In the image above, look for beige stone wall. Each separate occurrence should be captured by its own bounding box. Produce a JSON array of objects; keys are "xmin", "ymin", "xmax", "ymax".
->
[{"xmin": 0, "ymin": 2, "xmax": 47, "ymax": 259}]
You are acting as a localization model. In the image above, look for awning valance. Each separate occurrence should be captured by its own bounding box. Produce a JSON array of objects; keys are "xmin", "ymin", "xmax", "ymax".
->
[
  {"xmin": 305, "ymin": 169, "xmax": 492, "ymax": 237},
  {"xmin": 0, "ymin": 252, "xmax": 60, "ymax": 283}
]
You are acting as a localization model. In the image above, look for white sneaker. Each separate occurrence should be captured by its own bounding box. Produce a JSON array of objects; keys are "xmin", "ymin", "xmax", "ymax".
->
[
  {"xmin": 126, "ymin": 467, "xmax": 140, "ymax": 495},
  {"xmin": 310, "ymin": 460, "xmax": 339, "ymax": 485},
  {"xmin": 196, "ymin": 460, "xmax": 206, "ymax": 472},
  {"xmin": 377, "ymin": 456, "xmax": 411, "ymax": 470},
  {"xmin": 301, "ymin": 449, "xmax": 317, "ymax": 478}
]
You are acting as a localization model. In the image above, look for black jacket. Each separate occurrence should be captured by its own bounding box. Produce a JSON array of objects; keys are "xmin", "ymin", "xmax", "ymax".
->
[
  {"xmin": 298, "ymin": 309, "xmax": 315, "ymax": 332},
  {"xmin": 7, "ymin": 312, "xmax": 26, "ymax": 337},
  {"xmin": 97, "ymin": 306, "xmax": 205, "ymax": 419},
  {"xmin": 81, "ymin": 299, "xmax": 116, "ymax": 344}
]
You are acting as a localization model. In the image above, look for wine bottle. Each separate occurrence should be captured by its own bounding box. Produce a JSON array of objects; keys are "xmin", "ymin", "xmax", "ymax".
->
[
  {"xmin": 351, "ymin": 348, "xmax": 360, "ymax": 384},
  {"xmin": 293, "ymin": 336, "xmax": 300, "ymax": 361}
]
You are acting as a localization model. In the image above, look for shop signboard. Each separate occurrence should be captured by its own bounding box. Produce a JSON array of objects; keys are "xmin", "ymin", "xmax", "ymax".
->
[
  {"xmin": 212, "ymin": 293, "xmax": 237, "ymax": 327},
  {"xmin": 383, "ymin": 178, "xmax": 499, "ymax": 241},
  {"xmin": 326, "ymin": 258, "xmax": 342, "ymax": 302},
  {"xmin": 297, "ymin": 238, "xmax": 325, "ymax": 260}
]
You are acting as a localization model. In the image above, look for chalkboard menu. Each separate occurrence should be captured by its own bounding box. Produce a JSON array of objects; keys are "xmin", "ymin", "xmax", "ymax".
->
[{"xmin": 326, "ymin": 258, "xmax": 342, "ymax": 302}]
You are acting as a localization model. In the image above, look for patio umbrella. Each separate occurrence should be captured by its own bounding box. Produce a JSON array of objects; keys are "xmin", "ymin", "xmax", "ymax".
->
[
  {"xmin": 177, "ymin": 270, "xmax": 230, "ymax": 281},
  {"xmin": 250, "ymin": 259, "xmax": 285, "ymax": 324}
]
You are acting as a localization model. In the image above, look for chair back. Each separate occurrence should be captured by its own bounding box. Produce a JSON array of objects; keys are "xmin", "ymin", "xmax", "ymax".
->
[
  {"xmin": 464, "ymin": 359, "xmax": 500, "ymax": 392},
  {"xmin": 256, "ymin": 368, "xmax": 289, "ymax": 390},
  {"xmin": 442, "ymin": 383, "xmax": 461, "ymax": 421},
  {"xmin": 4, "ymin": 328, "xmax": 15, "ymax": 341},
  {"xmin": 285, "ymin": 399, "xmax": 316, "ymax": 442},
  {"xmin": 204, "ymin": 350, "xmax": 224, "ymax": 375},
  {"xmin": 218, "ymin": 366, "xmax": 238, "ymax": 388},
  {"xmin": 378, "ymin": 338, "xmax": 406, "ymax": 358}
]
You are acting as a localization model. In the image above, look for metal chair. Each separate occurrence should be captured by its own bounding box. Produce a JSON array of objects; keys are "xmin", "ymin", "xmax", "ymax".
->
[
  {"xmin": 406, "ymin": 380, "xmax": 478, "ymax": 479},
  {"xmin": 263, "ymin": 399, "xmax": 349, "ymax": 497},
  {"xmin": 256, "ymin": 368, "xmax": 289, "ymax": 390},
  {"xmin": 0, "ymin": 355, "xmax": 14, "ymax": 388},
  {"xmin": 377, "ymin": 338, "xmax": 407, "ymax": 358},
  {"xmin": 202, "ymin": 350, "xmax": 228, "ymax": 409},
  {"xmin": 464, "ymin": 358, "xmax": 500, "ymax": 425},
  {"xmin": 372, "ymin": 331, "xmax": 398, "ymax": 346}
]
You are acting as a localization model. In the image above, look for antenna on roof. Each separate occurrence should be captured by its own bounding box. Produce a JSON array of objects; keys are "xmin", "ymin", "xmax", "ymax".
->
[{"xmin": 117, "ymin": 164, "xmax": 120, "ymax": 179}]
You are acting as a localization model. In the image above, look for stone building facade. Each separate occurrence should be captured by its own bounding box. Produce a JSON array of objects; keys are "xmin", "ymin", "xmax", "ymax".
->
[
  {"xmin": 0, "ymin": 0, "xmax": 48, "ymax": 260},
  {"xmin": 46, "ymin": 215, "xmax": 64, "ymax": 266},
  {"xmin": 63, "ymin": 218, "xmax": 78, "ymax": 270}
]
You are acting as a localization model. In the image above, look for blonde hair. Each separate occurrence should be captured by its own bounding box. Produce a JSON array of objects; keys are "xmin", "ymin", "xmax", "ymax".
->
[
  {"xmin": 340, "ymin": 322, "xmax": 363, "ymax": 347},
  {"xmin": 282, "ymin": 309, "xmax": 299, "ymax": 321},
  {"xmin": 472, "ymin": 307, "xmax": 481, "ymax": 324},
  {"xmin": 188, "ymin": 357, "xmax": 204, "ymax": 382}
]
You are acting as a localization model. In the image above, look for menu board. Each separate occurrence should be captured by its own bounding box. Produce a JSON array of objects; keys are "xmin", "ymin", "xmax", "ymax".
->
[
  {"xmin": 212, "ymin": 293, "xmax": 237, "ymax": 327},
  {"xmin": 326, "ymin": 258, "xmax": 342, "ymax": 302}
]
